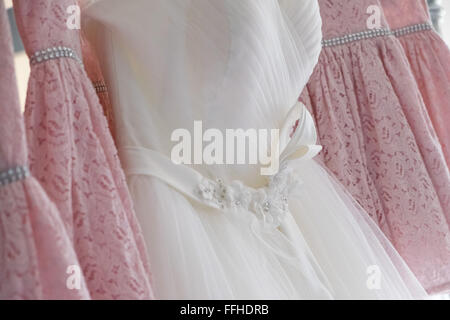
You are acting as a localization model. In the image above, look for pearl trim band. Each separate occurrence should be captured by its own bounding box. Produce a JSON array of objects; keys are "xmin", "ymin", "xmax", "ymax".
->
[
  {"xmin": 0, "ymin": 166, "xmax": 30, "ymax": 186},
  {"xmin": 30, "ymin": 46, "xmax": 83, "ymax": 65},
  {"xmin": 393, "ymin": 23, "xmax": 433, "ymax": 37},
  {"xmin": 322, "ymin": 23, "xmax": 434, "ymax": 48},
  {"xmin": 93, "ymin": 81, "xmax": 108, "ymax": 93},
  {"xmin": 322, "ymin": 28, "xmax": 394, "ymax": 47},
  {"xmin": 196, "ymin": 162, "xmax": 298, "ymax": 228}
]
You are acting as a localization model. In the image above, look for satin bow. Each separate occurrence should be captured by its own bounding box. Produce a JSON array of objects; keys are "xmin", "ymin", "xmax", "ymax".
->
[{"xmin": 278, "ymin": 101, "xmax": 322, "ymax": 165}]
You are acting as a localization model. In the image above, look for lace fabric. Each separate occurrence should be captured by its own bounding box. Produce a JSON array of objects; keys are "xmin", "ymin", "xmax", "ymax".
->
[
  {"xmin": 300, "ymin": 0, "xmax": 450, "ymax": 294},
  {"xmin": 381, "ymin": 0, "xmax": 430, "ymax": 30},
  {"xmin": 0, "ymin": 1, "xmax": 89, "ymax": 299},
  {"xmin": 381, "ymin": 0, "xmax": 450, "ymax": 170},
  {"xmin": 13, "ymin": 0, "xmax": 154, "ymax": 299}
]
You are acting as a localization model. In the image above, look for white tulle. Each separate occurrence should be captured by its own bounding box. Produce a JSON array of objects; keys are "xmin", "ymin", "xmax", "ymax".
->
[{"xmin": 82, "ymin": 0, "xmax": 427, "ymax": 299}]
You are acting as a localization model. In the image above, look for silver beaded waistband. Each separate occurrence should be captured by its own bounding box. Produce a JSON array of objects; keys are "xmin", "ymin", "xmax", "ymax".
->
[
  {"xmin": 322, "ymin": 22, "xmax": 433, "ymax": 48},
  {"xmin": 322, "ymin": 28, "xmax": 394, "ymax": 47},
  {"xmin": 0, "ymin": 166, "xmax": 30, "ymax": 186},
  {"xmin": 30, "ymin": 46, "xmax": 83, "ymax": 65},
  {"xmin": 92, "ymin": 81, "xmax": 108, "ymax": 94},
  {"xmin": 393, "ymin": 22, "xmax": 433, "ymax": 37}
]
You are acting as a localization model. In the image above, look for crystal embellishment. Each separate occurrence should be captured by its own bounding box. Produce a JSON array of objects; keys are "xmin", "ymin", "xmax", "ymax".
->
[
  {"xmin": 322, "ymin": 28, "xmax": 394, "ymax": 47},
  {"xmin": 93, "ymin": 81, "xmax": 108, "ymax": 93},
  {"xmin": 196, "ymin": 163, "xmax": 302, "ymax": 228},
  {"xmin": 0, "ymin": 166, "xmax": 30, "ymax": 186},
  {"xmin": 322, "ymin": 23, "xmax": 433, "ymax": 48},
  {"xmin": 30, "ymin": 46, "xmax": 83, "ymax": 66},
  {"xmin": 393, "ymin": 23, "xmax": 433, "ymax": 37}
]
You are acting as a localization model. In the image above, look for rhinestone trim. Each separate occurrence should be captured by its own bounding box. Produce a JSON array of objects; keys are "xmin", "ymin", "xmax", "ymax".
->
[
  {"xmin": 0, "ymin": 166, "xmax": 30, "ymax": 186},
  {"xmin": 322, "ymin": 28, "xmax": 394, "ymax": 47},
  {"xmin": 322, "ymin": 23, "xmax": 433, "ymax": 48},
  {"xmin": 93, "ymin": 81, "xmax": 108, "ymax": 93},
  {"xmin": 30, "ymin": 46, "xmax": 83, "ymax": 65},
  {"xmin": 196, "ymin": 163, "xmax": 301, "ymax": 228},
  {"xmin": 393, "ymin": 23, "xmax": 433, "ymax": 37}
]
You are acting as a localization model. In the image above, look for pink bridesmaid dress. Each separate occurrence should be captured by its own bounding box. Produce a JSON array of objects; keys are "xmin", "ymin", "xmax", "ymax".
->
[
  {"xmin": 13, "ymin": 0, "xmax": 154, "ymax": 299},
  {"xmin": 0, "ymin": 0, "xmax": 89, "ymax": 299},
  {"xmin": 301, "ymin": 0, "xmax": 450, "ymax": 294},
  {"xmin": 81, "ymin": 34, "xmax": 116, "ymax": 141},
  {"xmin": 381, "ymin": 0, "xmax": 450, "ymax": 167}
]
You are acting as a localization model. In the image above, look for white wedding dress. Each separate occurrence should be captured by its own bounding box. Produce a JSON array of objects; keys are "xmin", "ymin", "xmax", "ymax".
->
[{"xmin": 81, "ymin": 0, "xmax": 427, "ymax": 299}]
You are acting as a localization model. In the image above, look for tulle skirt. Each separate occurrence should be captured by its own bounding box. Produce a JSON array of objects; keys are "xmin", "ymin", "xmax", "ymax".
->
[{"xmin": 127, "ymin": 158, "xmax": 427, "ymax": 299}]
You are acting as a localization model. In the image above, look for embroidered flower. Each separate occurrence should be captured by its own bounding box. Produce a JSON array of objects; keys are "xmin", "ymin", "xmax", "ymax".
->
[{"xmin": 196, "ymin": 164, "xmax": 302, "ymax": 228}]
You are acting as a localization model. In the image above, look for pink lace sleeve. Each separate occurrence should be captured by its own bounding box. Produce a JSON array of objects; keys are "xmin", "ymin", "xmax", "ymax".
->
[
  {"xmin": 0, "ymin": 0, "xmax": 90, "ymax": 299},
  {"xmin": 13, "ymin": 0, "xmax": 154, "ymax": 299}
]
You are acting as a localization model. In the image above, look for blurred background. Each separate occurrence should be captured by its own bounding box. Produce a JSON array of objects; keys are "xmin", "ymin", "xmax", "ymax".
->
[
  {"xmin": 443, "ymin": 1, "xmax": 450, "ymax": 43},
  {"xmin": 5, "ymin": 0, "xmax": 28, "ymax": 108}
]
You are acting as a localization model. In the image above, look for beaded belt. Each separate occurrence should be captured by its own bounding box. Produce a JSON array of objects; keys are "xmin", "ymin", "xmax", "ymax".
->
[
  {"xmin": 0, "ymin": 166, "xmax": 30, "ymax": 186},
  {"xmin": 322, "ymin": 28, "xmax": 394, "ymax": 47},
  {"xmin": 322, "ymin": 22, "xmax": 433, "ymax": 48},
  {"xmin": 92, "ymin": 81, "xmax": 108, "ymax": 94},
  {"xmin": 392, "ymin": 22, "xmax": 433, "ymax": 37},
  {"xmin": 30, "ymin": 46, "xmax": 83, "ymax": 65}
]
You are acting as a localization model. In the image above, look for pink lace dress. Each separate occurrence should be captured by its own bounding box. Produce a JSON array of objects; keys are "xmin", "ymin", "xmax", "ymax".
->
[
  {"xmin": 381, "ymin": 0, "xmax": 450, "ymax": 168},
  {"xmin": 300, "ymin": 0, "xmax": 450, "ymax": 294},
  {"xmin": 81, "ymin": 34, "xmax": 116, "ymax": 141},
  {"xmin": 13, "ymin": 0, "xmax": 154, "ymax": 299},
  {"xmin": 0, "ymin": 1, "xmax": 89, "ymax": 300}
]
